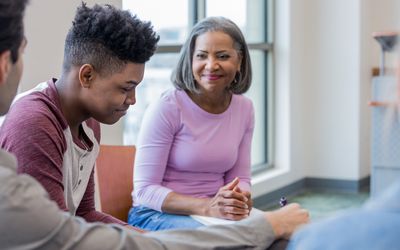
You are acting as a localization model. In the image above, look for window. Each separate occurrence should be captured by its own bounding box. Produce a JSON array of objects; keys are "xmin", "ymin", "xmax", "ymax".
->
[{"xmin": 123, "ymin": 0, "xmax": 273, "ymax": 171}]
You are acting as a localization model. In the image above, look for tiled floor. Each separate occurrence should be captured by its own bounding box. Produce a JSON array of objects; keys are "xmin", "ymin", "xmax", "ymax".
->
[{"xmin": 259, "ymin": 189, "xmax": 370, "ymax": 221}]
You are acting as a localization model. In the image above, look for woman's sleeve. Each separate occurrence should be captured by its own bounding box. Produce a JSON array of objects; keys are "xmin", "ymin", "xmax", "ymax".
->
[
  {"xmin": 224, "ymin": 102, "xmax": 255, "ymax": 192},
  {"xmin": 133, "ymin": 97, "xmax": 179, "ymax": 211}
]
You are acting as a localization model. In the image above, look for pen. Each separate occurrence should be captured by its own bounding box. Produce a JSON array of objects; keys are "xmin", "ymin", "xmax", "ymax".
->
[{"xmin": 279, "ymin": 197, "xmax": 287, "ymax": 207}]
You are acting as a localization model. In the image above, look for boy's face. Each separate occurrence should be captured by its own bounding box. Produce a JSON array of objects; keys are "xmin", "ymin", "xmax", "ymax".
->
[
  {"xmin": 0, "ymin": 39, "xmax": 26, "ymax": 115},
  {"xmin": 82, "ymin": 62, "xmax": 145, "ymax": 124}
]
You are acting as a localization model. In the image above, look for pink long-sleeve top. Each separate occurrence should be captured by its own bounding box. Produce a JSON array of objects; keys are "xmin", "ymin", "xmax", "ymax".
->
[{"xmin": 132, "ymin": 89, "xmax": 255, "ymax": 211}]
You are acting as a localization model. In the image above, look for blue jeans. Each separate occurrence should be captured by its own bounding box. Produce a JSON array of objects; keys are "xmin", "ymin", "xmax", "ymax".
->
[{"xmin": 128, "ymin": 205, "xmax": 204, "ymax": 231}]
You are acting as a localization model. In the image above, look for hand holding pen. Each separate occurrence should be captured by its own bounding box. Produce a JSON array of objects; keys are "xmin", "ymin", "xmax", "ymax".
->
[
  {"xmin": 264, "ymin": 197, "xmax": 309, "ymax": 239},
  {"xmin": 279, "ymin": 197, "xmax": 288, "ymax": 207}
]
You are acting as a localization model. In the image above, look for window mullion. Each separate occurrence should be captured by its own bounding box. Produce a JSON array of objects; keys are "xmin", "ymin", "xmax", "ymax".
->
[
  {"xmin": 196, "ymin": 0, "xmax": 206, "ymax": 22},
  {"xmin": 156, "ymin": 45, "xmax": 182, "ymax": 53},
  {"xmin": 247, "ymin": 43, "xmax": 273, "ymax": 51}
]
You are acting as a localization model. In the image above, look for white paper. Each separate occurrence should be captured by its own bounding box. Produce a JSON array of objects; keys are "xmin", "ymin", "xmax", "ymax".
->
[{"xmin": 190, "ymin": 208, "xmax": 264, "ymax": 226}]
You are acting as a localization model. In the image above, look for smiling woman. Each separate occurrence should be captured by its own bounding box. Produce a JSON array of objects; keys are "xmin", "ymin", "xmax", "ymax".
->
[
  {"xmin": 123, "ymin": 0, "xmax": 271, "ymax": 169},
  {"xmin": 127, "ymin": 17, "xmax": 256, "ymax": 231}
]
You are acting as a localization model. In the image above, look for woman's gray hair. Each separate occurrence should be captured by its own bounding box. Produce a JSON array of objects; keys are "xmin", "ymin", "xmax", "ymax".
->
[{"xmin": 171, "ymin": 16, "xmax": 252, "ymax": 94}]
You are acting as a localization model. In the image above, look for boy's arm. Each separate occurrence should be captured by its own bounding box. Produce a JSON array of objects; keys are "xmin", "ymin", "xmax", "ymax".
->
[{"xmin": 0, "ymin": 101, "xmax": 70, "ymax": 212}]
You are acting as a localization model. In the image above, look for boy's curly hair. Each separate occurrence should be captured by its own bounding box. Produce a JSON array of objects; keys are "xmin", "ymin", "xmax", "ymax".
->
[{"xmin": 63, "ymin": 3, "xmax": 159, "ymax": 75}]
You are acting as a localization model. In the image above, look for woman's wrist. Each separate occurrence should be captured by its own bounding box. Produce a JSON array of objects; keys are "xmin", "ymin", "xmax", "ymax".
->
[
  {"xmin": 162, "ymin": 192, "xmax": 211, "ymax": 216},
  {"xmin": 193, "ymin": 197, "xmax": 212, "ymax": 216}
]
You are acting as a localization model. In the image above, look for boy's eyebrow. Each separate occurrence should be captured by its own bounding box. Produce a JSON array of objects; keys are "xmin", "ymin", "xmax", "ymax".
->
[{"xmin": 126, "ymin": 80, "xmax": 139, "ymax": 86}]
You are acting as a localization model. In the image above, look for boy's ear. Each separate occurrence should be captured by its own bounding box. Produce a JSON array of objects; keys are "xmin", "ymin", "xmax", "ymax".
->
[
  {"xmin": 78, "ymin": 64, "xmax": 96, "ymax": 88},
  {"xmin": 0, "ymin": 50, "xmax": 11, "ymax": 85}
]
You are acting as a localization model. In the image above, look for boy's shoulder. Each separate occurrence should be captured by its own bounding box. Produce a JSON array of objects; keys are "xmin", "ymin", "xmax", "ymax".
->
[{"xmin": 8, "ymin": 81, "xmax": 68, "ymax": 130}]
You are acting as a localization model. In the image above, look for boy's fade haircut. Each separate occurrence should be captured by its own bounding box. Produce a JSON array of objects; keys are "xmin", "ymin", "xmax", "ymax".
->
[
  {"xmin": 0, "ymin": 0, "xmax": 29, "ymax": 63},
  {"xmin": 62, "ymin": 3, "xmax": 159, "ymax": 76}
]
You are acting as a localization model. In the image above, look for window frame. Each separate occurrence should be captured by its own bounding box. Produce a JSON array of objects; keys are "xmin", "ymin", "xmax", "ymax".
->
[{"xmin": 125, "ymin": 0, "xmax": 274, "ymax": 173}]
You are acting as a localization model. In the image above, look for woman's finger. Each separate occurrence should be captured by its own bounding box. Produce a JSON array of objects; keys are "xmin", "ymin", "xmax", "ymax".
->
[
  {"xmin": 221, "ymin": 189, "xmax": 248, "ymax": 202},
  {"xmin": 222, "ymin": 177, "xmax": 240, "ymax": 191},
  {"xmin": 222, "ymin": 197, "xmax": 248, "ymax": 209}
]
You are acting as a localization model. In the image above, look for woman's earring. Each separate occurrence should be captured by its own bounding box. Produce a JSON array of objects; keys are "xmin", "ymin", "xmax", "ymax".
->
[{"xmin": 233, "ymin": 71, "xmax": 241, "ymax": 85}]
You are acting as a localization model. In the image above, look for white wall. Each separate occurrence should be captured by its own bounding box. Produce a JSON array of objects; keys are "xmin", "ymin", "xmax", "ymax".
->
[
  {"xmin": 299, "ymin": 0, "xmax": 361, "ymax": 180},
  {"xmin": 253, "ymin": 0, "xmax": 400, "ymax": 197},
  {"xmin": 22, "ymin": 0, "xmax": 123, "ymax": 145},
  {"xmin": 295, "ymin": 0, "xmax": 400, "ymax": 180}
]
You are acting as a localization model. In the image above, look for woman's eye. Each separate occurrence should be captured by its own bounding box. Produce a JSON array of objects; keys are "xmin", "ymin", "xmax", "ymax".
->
[
  {"xmin": 196, "ymin": 53, "xmax": 206, "ymax": 59},
  {"xmin": 218, "ymin": 54, "xmax": 230, "ymax": 59}
]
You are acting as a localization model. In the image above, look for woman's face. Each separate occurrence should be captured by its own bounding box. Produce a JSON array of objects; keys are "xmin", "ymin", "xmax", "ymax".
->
[{"xmin": 191, "ymin": 31, "xmax": 242, "ymax": 95}]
